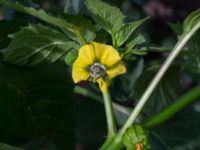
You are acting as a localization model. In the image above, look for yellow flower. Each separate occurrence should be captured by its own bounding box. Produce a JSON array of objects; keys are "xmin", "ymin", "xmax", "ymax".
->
[{"xmin": 72, "ymin": 42, "xmax": 126, "ymax": 93}]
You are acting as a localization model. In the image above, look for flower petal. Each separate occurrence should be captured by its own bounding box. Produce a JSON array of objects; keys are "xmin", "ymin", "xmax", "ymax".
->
[
  {"xmin": 73, "ymin": 43, "xmax": 96, "ymax": 68},
  {"xmin": 97, "ymin": 78, "xmax": 110, "ymax": 93},
  {"xmin": 106, "ymin": 61, "xmax": 126, "ymax": 79},
  {"xmin": 72, "ymin": 67, "xmax": 90, "ymax": 83},
  {"xmin": 92, "ymin": 42, "xmax": 122, "ymax": 67}
]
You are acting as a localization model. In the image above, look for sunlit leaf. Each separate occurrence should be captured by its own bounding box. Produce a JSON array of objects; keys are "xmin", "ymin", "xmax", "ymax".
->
[
  {"xmin": 0, "ymin": 0, "xmax": 89, "ymax": 44},
  {"xmin": 85, "ymin": 0, "xmax": 125, "ymax": 34},
  {"xmin": 125, "ymin": 33, "xmax": 146, "ymax": 52},
  {"xmin": 115, "ymin": 17, "xmax": 148, "ymax": 47},
  {"xmin": 60, "ymin": 14, "xmax": 96, "ymax": 44},
  {"xmin": 2, "ymin": 24, "xmax": 78, "ymax": 66},
  {"xmin": 0, "ymin": 0, "xmax": 77, "ymax": 31},
  {"xmin": 183, "ymin": 8, "xmax": 200, "ymax": 33}
]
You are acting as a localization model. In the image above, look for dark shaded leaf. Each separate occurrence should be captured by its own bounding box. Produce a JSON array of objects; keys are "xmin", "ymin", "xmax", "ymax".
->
[
  {"xmin": 75, "ymin": 98, "xmax": 107, "ymax": 149},
  {"xmin": 151, "ymin": 102, "xmax": 200, "ymax": 150},
  {"xmin": 133, "ymin": 65, "xmax": 181, "ymax": 117},
  {"xmin": 0, "ymin": 143, "xmax": 24, "ymax": 150},
  {"xmin": 0, "ymin": 62, "xmax": 75, "ymax": 149}
]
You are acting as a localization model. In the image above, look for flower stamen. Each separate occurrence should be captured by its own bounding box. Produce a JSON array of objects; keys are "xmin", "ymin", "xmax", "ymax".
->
[{"xmin": 89, "ymin": 62, "xmax": 107, "ymax": 81}]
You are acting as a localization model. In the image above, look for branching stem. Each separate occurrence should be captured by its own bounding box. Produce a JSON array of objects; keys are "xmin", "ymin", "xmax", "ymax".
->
[
  {"xmin": 119, "ymin": 22, "xmax": 200, "ymax": 136},
  {"xmin": 100, "ymin": 20, "xmax": 200, "ymax": 150}
]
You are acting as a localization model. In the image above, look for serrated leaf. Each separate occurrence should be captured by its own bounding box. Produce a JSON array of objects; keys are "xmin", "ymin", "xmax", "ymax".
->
[
  {"xmin": 183, "ymin": 8, "xmax": 200, "ymax": 33},
  {"xmin": 126, "ymin": 33, "xmax": 146, "ymax": 51},
  {"xmin": 0, "ymin": 0, "xmax": 87, "ymax": 44},
  {"xmin": 115, "ymin": 17, "xmax": 148, "ymax": 47},
  {"xmin": 85, "ymin": 0, "xmax": 125, "ymax": 34},
  {"xmin": 0, "ymin": 143, "xmax": 24, "ymax": 150},
  {"xmin": 60, "ymin": 14, "xmax": 96, "ymax": 44},
  {"xmin": 168, "ymin": 22, "xmax": 183, "ymax": 35},
  {"xmin": 0, "ymin": 0, "xmax": 76, "ymax": 30},
  {"xmin": 2, "ymin": 24, "xmax": 79, "ymax": 66}
]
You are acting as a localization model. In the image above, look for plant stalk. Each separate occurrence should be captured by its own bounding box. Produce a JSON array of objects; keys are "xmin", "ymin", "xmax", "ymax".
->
[
  {"xmin": 119, "ymin": 22, "xmax": 200, "ymax": 136},
  {"xmin": 143, "ymin": 85, "xmax": 200, "ymax": 129},
  {"xmin": 102, "ymin": 20, "xmax": 200, "ymax": 150},
  {"xmin": 102, "ymin": 92, "xmax": 117, "ymax": 137}
]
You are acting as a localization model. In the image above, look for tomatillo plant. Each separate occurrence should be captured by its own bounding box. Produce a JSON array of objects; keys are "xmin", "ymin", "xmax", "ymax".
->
[{"xmin": 1, "ymin": 0, "xmax": 200, "ymax": 149}]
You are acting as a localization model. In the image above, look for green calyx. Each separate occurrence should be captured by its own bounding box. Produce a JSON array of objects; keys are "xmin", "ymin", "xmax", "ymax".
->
[{"xmin": 122, "ymin": 125, "xmax": 150, "ymax": 150}]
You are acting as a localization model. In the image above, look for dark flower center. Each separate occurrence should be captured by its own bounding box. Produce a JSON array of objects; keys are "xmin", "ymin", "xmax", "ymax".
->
[{"xmin": 89, "ymin": 62, "xmax": 106, "ymax": 80}]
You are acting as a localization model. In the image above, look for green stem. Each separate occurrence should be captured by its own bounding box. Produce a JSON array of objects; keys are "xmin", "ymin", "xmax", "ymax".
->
[
  {"xmin": 119, "ymin": 22, "xmax": 200, "ymax": 136},
  {"xmin": 111, "ymin": 33, "xmax": 117, "ymax": 48},
  {"xmin": 74, "ymin": 86, "xmax": 131, "ymax": 116},
  {"xmin": 102, "ymin": 92, "xmax": 117, "ymax": 137},
  {"xmin": 102, "ymin": 18, "xmax": 200, "ymax": 150},
  {"xmin": 143, "ymin": 86, "xmax": 200, "ymax": 129}
]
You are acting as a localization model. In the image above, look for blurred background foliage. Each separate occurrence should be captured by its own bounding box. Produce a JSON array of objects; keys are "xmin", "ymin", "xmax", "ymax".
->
[{"xmin": 0, "ymin": 0, "xmax": 200, "ymax": 150}]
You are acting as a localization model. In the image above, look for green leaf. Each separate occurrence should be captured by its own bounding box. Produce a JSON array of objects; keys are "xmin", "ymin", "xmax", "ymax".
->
[
  {"xmin": 179, "ymin": 32, "xmax": 200, "ymax": 76},
  {"xmin": 143, "ymin": 86, "xmax": 200, "ymax": 129},
  {"xmin": 111, "ymin": 59, "xmax": 144, "ymax": 102},
  {"xmin": 64, "ymin": 49, "xmax": 78, "ymax": 66},
  {"xmin": 0, "ymin": 0, "xmax": 76, "ymax": 31},
  {"xmin": 168, "ymin": 22, "xmax": 183, "ymax": 35},
  {"xmin": 0, "ymin": 20, "xmax": 27, "ymax": 50},
  {"xmin": 85, "ymin": 0, "xmax": 125, "ymax": 34},
  {"xmin": 133, "ymin": 65, "xmax": 181, "ymax": 117},
  {"xmin": 2, "ymin": 24, "xmax": 79, "ymax": 66},
  {"xmin": 123, "ymin": 125, "xmax": 150, "ymax": 150},
  {"xmin": 183, "ymin": 8, "xmax": 200, "ymax": 33},
  {"xmin": 60, "ymin": 14, "xmax": 96, "ymax": 44},
  {"xmin": 0, "ymin": 0, "xmax": 88, "ymax": 44},
  {"xmin": 0, "ymin": 143, "xmax": 24, "ymax": 150},
  {"xmin": 151, "ymin": 102, "xmax": 200, "ymax": 150},
  {"xmin": 124, "ymin": 33, "xmax": 146, "ymax": 57},
  {"xmin": 115, "ymin": 17, "xmax": 148, "ymax": 47}
]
